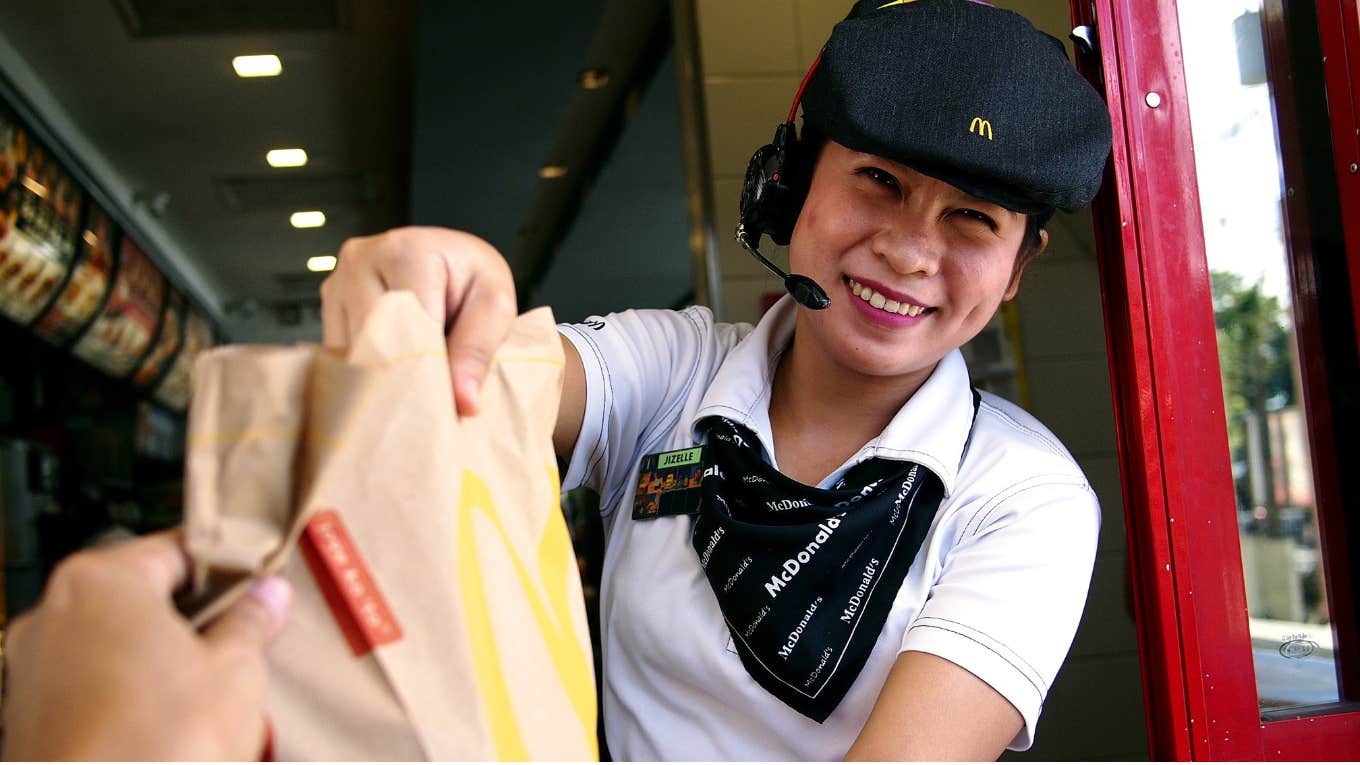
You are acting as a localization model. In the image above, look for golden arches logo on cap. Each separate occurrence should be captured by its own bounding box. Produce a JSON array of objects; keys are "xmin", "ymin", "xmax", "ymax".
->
[{"xmin": 969, "ymin": 116, "xmax": 993, "ymax": 140}]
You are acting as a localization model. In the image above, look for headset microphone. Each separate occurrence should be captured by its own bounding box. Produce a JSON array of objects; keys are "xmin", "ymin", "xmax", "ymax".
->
[
  {"xmin": 735, "ymin": 55, "xmax": 831, "ymax": 311},
  {"xmin": 735, "ymin": 220, "xmax": 829, "ymax": 311}
]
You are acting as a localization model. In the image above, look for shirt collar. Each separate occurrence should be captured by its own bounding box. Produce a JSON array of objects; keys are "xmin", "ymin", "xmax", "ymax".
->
[{"xmin": 691, "ymin": 294, "xmax": 976, "ymax": 495}]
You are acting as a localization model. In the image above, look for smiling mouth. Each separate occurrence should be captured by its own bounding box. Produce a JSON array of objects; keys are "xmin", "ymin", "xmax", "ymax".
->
[{"xmin": 846, "ymin": 278, "xmax": 933, "ymax": 317}]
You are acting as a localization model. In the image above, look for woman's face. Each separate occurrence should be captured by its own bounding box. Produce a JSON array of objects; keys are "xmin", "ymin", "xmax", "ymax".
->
[{"xmin": 787, "ymin": 140, "xmax": 1041, "ymax": 384}]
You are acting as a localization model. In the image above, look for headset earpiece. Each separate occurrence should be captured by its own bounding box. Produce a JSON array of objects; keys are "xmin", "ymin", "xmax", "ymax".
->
[
  {"xmin": 738, "ymin": 123, "xmax": 815, "ymax": 249},
  {"xmin": 733, "ymin": 51, "xmax": 830, "ymax": 311}
]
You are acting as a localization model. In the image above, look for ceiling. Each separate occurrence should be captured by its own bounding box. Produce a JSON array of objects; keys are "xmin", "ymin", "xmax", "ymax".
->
[
  {"xmin": 407, "ymin": 0, "xmax": 688, "ymax": 319},
  {"xmin": 0, "ymin": 0, "xmax": 688, "ymax": 341}
]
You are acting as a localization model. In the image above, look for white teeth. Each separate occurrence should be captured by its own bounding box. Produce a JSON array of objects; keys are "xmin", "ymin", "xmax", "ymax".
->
[{"xmin": 848, "ymin": 279, "xmax": 929, "ymax": 318}]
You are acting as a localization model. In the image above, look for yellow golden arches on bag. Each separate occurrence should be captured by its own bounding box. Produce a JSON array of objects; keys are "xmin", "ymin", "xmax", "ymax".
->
[{"xmin": 455, "ymin": 466, "xmax": 598, "ymax": 760}]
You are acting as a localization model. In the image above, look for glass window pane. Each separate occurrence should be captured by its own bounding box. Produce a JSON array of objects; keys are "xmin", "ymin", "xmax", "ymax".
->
[{"xmin": 1179, "ymin": 0, "xmax": 1342, "ymax": 713}]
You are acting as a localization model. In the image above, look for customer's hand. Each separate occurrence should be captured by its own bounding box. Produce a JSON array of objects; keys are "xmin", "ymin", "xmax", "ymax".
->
[
  {"xmin": 321, "ymin": 226, "xmax": 518, "ymax": 415},
  {"xmin": 1, "ymin": 531, "xmax": 292, "ymax": 761}
]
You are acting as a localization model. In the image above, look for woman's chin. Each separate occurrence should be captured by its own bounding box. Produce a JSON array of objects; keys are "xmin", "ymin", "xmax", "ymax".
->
[{"xmin": 823, "ymin": 343, "xmax": 939, "ymax": 383}]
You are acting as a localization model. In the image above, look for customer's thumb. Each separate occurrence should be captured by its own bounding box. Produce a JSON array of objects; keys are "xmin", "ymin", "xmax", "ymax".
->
[{"xmin": 204, "ymin": 576, "xmax": 292, "ymax": 655}]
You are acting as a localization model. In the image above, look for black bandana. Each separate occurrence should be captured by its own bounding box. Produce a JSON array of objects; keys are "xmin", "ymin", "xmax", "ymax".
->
[{"xmin": 690, "ymin": 416, "xmax": 946, "ymax": 722}]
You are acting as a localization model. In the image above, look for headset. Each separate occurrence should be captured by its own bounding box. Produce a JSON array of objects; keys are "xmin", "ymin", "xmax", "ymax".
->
[{"xmin": 735, "ymin": 52, "xmax": 831, "ymax": 310}]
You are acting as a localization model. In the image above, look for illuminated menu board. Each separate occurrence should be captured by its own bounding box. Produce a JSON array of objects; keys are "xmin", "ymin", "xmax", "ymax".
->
[
  {"xmin": 71, "ymin": 237, "xmax": 167, "ymax": 377},
  {"xmin": 132, "ymin": 289, "xmax": 186, "ymax": 388},
  {"xmin": 32, "ymin": 201, "xmax": 117, "ymax": 345},
  {"xmin": 2, "ymin": 94, "xmax": 218, "ymax": 407},
  {"xmin": 0, "ymin": 108, "xmax": 83, "ymax": 325},
  {"xmin": 152, "ymin": 309, "xmax": 212, "ymax": 411}
]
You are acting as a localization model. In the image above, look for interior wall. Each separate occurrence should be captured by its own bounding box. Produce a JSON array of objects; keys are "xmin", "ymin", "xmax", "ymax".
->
[{"xmin": 686, "ymin": 0, "xmax": 1149, "ymax": 759}]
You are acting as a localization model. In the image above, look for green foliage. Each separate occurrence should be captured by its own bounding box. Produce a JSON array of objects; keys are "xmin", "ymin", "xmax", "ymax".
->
[{"xmin": 1211, "ymin": 270, "xmax": 1296, "ymax": 513}]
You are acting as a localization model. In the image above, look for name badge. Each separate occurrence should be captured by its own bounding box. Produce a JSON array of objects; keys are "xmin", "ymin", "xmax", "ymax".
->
[{"xmin": 632, "ymin": 446, "xmax": 705, "ymax": 520}]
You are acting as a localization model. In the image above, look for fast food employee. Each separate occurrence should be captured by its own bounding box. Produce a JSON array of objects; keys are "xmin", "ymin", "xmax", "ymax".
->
[{"xmin": 322, "ymin": 0, "xmax": 1114, "ymax": 759}]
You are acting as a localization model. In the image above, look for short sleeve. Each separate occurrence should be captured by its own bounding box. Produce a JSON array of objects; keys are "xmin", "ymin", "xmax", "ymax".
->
[
  {"xmin": 557, "ymin": 306, "xmax": 736, "ymax": 517},
  {"xmin": 899, "ymin": 475, "xmax": 1100, "ymax": 751}
]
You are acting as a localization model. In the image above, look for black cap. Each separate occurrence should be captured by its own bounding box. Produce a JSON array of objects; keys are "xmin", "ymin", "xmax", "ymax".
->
[{"xmin": 801, "ymin": 0, "xmax": 1113, "ymax": 218}]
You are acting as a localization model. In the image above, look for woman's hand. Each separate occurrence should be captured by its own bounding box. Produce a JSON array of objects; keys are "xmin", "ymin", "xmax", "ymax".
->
[
  {"xmin": 321, "ymin": 226, "xmax": 518, "ymax": 416},
  {"xmin": 0, "ymin": 532, "xmax": 292, "ymax": 761}
]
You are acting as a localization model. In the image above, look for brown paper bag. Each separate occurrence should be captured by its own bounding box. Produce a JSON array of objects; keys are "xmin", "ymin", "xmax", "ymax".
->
[{"xmin": 180, "ymin": 292, "xmax": 597, "ymax": 761}]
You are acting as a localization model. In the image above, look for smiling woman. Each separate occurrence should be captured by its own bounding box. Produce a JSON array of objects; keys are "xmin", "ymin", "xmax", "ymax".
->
[
  {"xmin": 318, "ymin": 0, "xmax": 1113, "ymax": 760},
  {"xmin": 784, "ymin": 142, "xmax": 1041, "ymax": 395}
]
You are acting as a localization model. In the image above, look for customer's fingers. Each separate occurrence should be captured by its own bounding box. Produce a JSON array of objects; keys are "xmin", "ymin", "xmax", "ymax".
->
[
  {"xmin": 83, "ymin": 529, "xmax": 190, "ymax": 598},
  {"xmin": 202, "ymin": 576, "xmax": 292, "ymax": 658}
]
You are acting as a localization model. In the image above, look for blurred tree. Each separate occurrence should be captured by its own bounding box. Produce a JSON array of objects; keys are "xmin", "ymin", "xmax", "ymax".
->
[{"xmin": 1211, "ymin": 270, "xmax": 1295, "ymax": 534}]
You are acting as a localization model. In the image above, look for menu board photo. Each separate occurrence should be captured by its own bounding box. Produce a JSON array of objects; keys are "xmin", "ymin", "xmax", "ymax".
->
[
  {"xmin": 0, "ymin": 109, "xmax": 84, "ymax": 326},
  {"xmin": 153, "ymin": 309, "xmax": 212, "ymax": 412},
  {"xmin": 32, "ymin": 201, "xmax": 118, "ymax": 345},
  {"xmin": 131, "ymin": 289, "xmax": 185, "ymax": 388},
  {"xmin": 71, "ymin": 236, "xmax": 167, "ymax": 377}
]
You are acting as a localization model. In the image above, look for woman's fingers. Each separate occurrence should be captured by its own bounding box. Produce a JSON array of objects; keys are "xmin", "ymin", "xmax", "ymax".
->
[
  {"xmin": 438, "ymin": 231, "xmax": 517, "ymax": 415},
  {"xmin": 446, "ymin": 270, "xmax": 517, "ymax": 415},
  {"xmin": 319, "ymin": 227, "xmax": 518, "ymax": 416},
  {"xmin": 372, "ymin": 228, "xmax": 453, "ymax": 328},
  {"xmin": 320, "ymin": 274, "xmax": 349, "ymax": 350}
]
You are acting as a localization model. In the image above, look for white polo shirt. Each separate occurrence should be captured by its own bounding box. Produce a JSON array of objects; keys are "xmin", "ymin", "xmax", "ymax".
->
[{"xmin": 558, "ymin": 296, "xmax": 1099, "ymax": 761}]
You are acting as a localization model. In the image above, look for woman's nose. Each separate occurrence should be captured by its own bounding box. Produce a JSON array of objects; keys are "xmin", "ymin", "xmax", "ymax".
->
[{"xmin": 873, "ymin": 217, "xmax": 944, "ymax": 277}]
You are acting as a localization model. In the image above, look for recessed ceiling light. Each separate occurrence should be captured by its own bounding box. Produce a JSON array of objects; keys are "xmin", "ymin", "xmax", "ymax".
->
[
  {"xmin": 266, "ymin": 148, "xmax": 308, "ymax": 168},
  {"xmin": 539, "ymin": 164, "xmax": 568, "ymax": 179},
  {"xmin": 579, "ymin": 68, "xmax": 610, "ymax": 90},
  {"xmin": 307, "ymin": 255, "xmax": 337, "ymax": 272},
  {"xmin": 233, "ymin": 54, "xmax": 282, "ymax": 78},
  {"xmin": 290, "ymin": 210, "xmax": 326, "ymax": 228}
]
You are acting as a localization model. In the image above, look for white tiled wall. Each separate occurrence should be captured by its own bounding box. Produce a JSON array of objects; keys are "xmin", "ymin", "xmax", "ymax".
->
[{"xmin": 685, "ymin": 0, "xmax": 1149, "ymax": 759}]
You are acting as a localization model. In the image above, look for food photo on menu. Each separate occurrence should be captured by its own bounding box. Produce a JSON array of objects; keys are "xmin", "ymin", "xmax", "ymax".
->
[
  {"xmin": 0, "ymin": 139, "xmax": 82, "ymax": 325},
  {"xmin": 32, "ymin": 201, "xmax": 117, "ymax": 345},
  {"xmin": 132, "ymin": 290, "xmax": 185, "ymax": 388},
  {"xmin": 0, "ymin": 106, "xmax": 24, "ymax": 194},
  {"xmin": 153, "ymin": 309, "xmax": 211, "ymax": 411},
  {"xmin": 70, "ymin": 236, "xmax": 166, "ymax": 377}
]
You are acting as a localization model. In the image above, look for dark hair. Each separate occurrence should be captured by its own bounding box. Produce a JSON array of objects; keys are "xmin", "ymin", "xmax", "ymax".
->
[
  {"xmin": 795, "ymin": 123, "xmax": 1046, "ymax": 261},
  {"xmin": 1018, "ymin": 216, "xmax": 1044, "ymax": 260}
]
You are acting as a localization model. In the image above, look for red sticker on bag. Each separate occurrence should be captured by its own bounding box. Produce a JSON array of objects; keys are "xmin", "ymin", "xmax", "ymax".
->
[{"xmin": 299, "ymin": 510, "xmax": 403, "ymax": 656}]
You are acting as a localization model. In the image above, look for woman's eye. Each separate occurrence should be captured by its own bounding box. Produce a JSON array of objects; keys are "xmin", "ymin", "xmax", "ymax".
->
[
  {"xmin": 955, "ymin": 208, "xmax": 997, "ymax": 229},
  {"xmin": 858, "ymin": 167, "xmax": 899, "ymax": 190}
]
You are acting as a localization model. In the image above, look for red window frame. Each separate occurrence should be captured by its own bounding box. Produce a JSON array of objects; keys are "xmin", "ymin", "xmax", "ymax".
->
[
  {"xmin": 1075, "ymin": 0, "xmax": 1360, "ymax": 759},
  {"xmin": 1314, "ymin": 0, "xmax": 1360, "ymax": 357}
]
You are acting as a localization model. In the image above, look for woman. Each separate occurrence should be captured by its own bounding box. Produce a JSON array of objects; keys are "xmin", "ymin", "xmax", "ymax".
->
[{"xmin": 323, "ymin": 0, "xmax": 1112, "ymax": 759}]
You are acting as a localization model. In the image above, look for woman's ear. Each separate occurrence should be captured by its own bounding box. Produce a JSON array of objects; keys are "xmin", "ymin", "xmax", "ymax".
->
[{"xmin": 1003, "ymin": 228, "xmax": 1047, "ymax": 301}]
